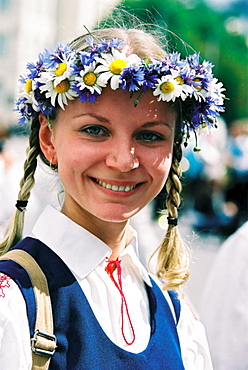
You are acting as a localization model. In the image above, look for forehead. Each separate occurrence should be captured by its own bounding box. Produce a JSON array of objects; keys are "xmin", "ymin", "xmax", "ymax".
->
[{"xmin": 60, "ymin": 87, "xmax": 177, "ymax": 125}]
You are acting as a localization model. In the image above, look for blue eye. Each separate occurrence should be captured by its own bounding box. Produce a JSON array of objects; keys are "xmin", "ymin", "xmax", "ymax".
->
[
  {"xmin": 137, "ymin": 131, "xmax": 165, "ymax": 143},
  {"xmin": 81, "ymin": 125, "xmax": 109, "ymax": 137}
]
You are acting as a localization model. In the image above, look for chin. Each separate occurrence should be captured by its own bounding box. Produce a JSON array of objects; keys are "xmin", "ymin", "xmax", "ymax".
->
[{"xmin": 97, "ymin": 208, "xmax": 141, "ymax": 223}]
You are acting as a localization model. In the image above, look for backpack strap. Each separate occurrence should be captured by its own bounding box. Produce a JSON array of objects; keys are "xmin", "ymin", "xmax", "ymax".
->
[{"xmin": 0, "ymin": 249, "xmax": 56, "ymax": 370}]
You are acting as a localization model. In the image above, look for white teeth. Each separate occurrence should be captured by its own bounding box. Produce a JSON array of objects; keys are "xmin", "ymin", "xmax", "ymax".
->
[{"xmin": 95, "ymin": 179, "xmax": 136, "ymax": 192}]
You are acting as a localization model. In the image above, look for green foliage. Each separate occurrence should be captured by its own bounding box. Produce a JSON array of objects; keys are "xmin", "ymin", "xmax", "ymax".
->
[{"xmin": 103, "ymin": 0, "xmax": 248, "ymax": 124}]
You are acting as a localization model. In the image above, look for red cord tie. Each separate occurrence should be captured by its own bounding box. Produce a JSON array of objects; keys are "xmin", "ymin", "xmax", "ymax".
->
[
  {"xmin": 0, "ymin": 274, "xmax": 10, "ymax": 298},
  {"xmin": 105, "ymin": 259, "xmax": 135, "ymax": 345}
]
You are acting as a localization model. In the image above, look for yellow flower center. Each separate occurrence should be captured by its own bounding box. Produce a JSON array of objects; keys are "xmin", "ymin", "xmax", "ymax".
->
[
  {"xmin": 54, "ymin": 79, "xmax": 70, "ymax": 93},
  {"xmin": 55, "ymin": 63, "xmax": 67, "ymax": 76},
  {"xmin": 25, "ymin": 79, "xmax": 33, "ymax": 93},
  {"xmin": 109, "ymin": 59, "xmax": 127, "ymax": 75},
  {"xmin": 83, "ymin": 72, "xmax": 97, "ymax": 86},
  {"xmin": 175, "ymin": 76, "xmax": 184, "ymax": 85},
  {"xmin": 194, "ymin": 78, "xmax": 202, "ymax": 91},
  {"xmin": 160, "ymin": 81, "xmax": 175, "ymax": 94}
]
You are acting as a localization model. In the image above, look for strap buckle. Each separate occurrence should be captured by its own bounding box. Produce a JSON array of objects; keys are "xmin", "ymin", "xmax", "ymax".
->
[{"xmin": 31, "ymin": 329, "xmax": 57, "ymax": 357}]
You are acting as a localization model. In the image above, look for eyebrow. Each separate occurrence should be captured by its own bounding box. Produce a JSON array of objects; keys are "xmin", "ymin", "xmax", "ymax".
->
[
  {"xmin": 73, "ymin": 113, "xmax": 172, "ymax": 129},
  {"xmin": 73, "ymin": 113, "xmax": 110, "ymax": 123},
  {"xmin": 141, "ymin": 121, "xmax": 172, "ymax": 129}
]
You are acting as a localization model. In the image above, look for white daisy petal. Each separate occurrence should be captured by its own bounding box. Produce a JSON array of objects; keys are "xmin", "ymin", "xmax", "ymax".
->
[
  {"xmin": 153, "ymin": 75, "xmax": 183, "ymax": 102},
  {"xmin": 110, "ymin": 75, "xmax": 121, "ymax": 90}
]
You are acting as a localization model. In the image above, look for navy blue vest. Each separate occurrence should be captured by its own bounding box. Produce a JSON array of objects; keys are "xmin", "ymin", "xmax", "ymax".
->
[{"xmin": 0, "ymin": 237, "xmax": 185, "ymax": 369}]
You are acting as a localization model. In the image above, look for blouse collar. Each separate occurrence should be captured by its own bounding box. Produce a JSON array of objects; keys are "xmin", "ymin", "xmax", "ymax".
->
[{"xmin": 32, "ymin": 205, "xmax": 152, "ymax": 286}]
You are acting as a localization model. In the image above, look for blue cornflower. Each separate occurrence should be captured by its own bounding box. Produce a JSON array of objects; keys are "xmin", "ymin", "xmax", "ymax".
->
[
  {"xmin": 39, "ymin": 102, "xmax": 56, "ymax": 116},
  {"xmin": 76, "ymin": 52, "xmax": 95, "ymax": 67},
  {"xmin": 77, "ymin": 88, "xmax": 99, "ymax": 103},
  {"xmin": 42, "ymin": 44, "xmax": 72, "ymax": 69},
  {"xmin": 120, "ymin": 66, "xmax": 145, "ymax": 91},
  {"xmin": 109, "ymin": 38, "xmax": 124, "ymax": 49},
  {"xmin": 159, "ymin": 60, "xmax": 170, "ymax": 74},
  {"xmin": 191, "ymin": 98, "xmax": 217, "ymax": 127},
  {"xmin": 86, "ymin": 37, "xmax": 102, "ymax": 56},
  {"xmin": 96, "ymin": 38, "xmax": 124, "ymax": 52},
  {"xmin": 15, "ymin": 98, "xmax": 35, "ymax": 125},
  {"xmin": 169, "ymin": 52, "xmax": 181, "ymax": 66},
  {"xmin": 205, "ymin": 96, "xmax": 224, "ymax": 117},
  {"xmin": 142, "ymin": 65, "xmax": 159, "ymax": 90},
  {"xmin": 187, "ymin": 53, "xmax": 200, "ymax": 69},
  {"xmin": 86, "ymin": 37, "xmax": 94, "ymax": 48},
  {"xmin": 26, "ymin": 60, "xmax": 44, "ymax": 80},
  {"xmin": 34, "ymin": 87, "xmax": 54, "ymax": 115}
]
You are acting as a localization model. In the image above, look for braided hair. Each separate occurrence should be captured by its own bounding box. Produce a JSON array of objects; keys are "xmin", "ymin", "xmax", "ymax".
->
[
  {"xmin": 0, "ymin": 119, "xmax": 40, "ymax": 254},
  {"xmin": 156, "ymin": 141, "xmax": 190, "ymax": 291}
]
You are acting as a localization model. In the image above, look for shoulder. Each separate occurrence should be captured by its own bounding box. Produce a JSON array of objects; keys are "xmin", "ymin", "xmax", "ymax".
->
[
  {"xmin": 177, "ymin": 298, "xmax": 213, "ymax": 370},
  {"xmin": 149, "ymin": 276, "xmax": 213, "ymax": 370},
  {"xmin": 0, "ymin": 273, "xmax": 32, "ymax": 369},
  {"xmin": 0, "ymin": 272, "xmax": 26, "ymax": 312},
  {"xmin": 0, "ymin": 273, "xmax": 28, "ymax": 332}
]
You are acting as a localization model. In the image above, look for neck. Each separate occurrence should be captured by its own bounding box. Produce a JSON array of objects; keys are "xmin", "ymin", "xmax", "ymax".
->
[
  {"xmin": 61, "ymin": 203, "xmax": 132, "ymax": 260},
  {"xmin": 104, "ymin": 223, "xmax": 133, "ymax": 260}
]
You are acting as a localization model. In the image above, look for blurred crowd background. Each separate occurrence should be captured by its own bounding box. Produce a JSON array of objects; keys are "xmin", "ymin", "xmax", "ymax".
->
[{"xmin": 0, "ymin": 0, "xmax": 247, "ymax": 367}]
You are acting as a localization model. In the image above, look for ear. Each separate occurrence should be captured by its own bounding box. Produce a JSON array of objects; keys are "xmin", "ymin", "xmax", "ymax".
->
[{"xmin": 39, "ymin": 114, "xmax": 57, "ymax": 164}]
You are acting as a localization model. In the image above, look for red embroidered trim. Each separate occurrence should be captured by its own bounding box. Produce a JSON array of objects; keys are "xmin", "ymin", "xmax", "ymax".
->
[
  {"xmin": 105, "ymin": 259, "xmax": 135, "ymax": 345},
  {"xmin": 0, "ymin": 274, "xmax": 11, "ymax": 298}
]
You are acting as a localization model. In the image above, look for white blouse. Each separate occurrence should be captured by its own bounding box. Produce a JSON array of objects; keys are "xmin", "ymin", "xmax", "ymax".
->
[{"xmin": 0, "ymin": 205, "xmax": 213, "ymax": 369}]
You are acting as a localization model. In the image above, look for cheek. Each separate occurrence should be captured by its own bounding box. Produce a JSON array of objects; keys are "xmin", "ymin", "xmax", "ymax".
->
[
  {"xmin": 149, "ymin": 150, "xmax": 172, "ymax": 173},
  {"xmin": 157, "ymin": 159, "xmax": 172, "ymax": 183},
  {"xmin": 148, "ymin": 153, "xmax": 172, "ymax": 189}
]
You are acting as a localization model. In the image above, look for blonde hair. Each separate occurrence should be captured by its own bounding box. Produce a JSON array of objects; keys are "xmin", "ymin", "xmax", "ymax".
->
[
  {"xmin": 0, "ymin": 120, "xmax": 40, "ymax": 254},
  {"xmin": 156, "ymin": 142, "xmax": 190, "ymax": 291},
  {"xmin": 0, "ymin": 27, "xmax": 190, "ymax": 290}
]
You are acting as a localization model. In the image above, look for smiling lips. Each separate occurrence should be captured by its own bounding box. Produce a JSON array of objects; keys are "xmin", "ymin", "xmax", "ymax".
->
[{"xmin": 94, "ymin": 178, "xmax": 140, "ymax": 192}]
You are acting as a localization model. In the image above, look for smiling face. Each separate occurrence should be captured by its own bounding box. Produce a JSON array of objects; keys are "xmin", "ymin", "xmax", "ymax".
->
[{"xmin": 39, "ymin": 87, "xmax": 176, "ymax": 232}]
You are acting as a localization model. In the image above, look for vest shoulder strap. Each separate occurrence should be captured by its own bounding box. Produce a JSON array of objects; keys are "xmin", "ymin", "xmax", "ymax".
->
[{"xmin": 0, "ymin": 249, "xmax": 56, "ymax": 370}]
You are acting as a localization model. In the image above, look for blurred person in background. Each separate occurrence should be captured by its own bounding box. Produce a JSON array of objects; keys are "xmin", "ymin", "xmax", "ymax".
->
[
  {"xmin": 177, "ymin": 118, "xmax": 237, "ymax": 236},
  {"xmin": 0, "ymin": 127, "xmax": 14, "ymax": 232},
  {"xmin": 225, "ymin": 118, "xmax": 248, "ymax": 228},
  {"xmin": 200, "ymin": 220, "xmax": 248, "ymax": 370}
]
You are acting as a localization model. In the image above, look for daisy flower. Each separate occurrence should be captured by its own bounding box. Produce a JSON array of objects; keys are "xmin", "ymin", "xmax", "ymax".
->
[
  {"xmin": 50, "ymin": 59, "xmax": 75, "ymax": 88},
  {"xmin": 41, "ymin": 43, "xmax": 74, "ymax": 69},
  {"xmin": 191, "ymin": 79, "xmax": 207, "ymax": 102},
  {"xmin": 41, "ymin": 46, "xmax": 76, "ymax": 89},
  {"xmin": 95, "ymin": 46, "xmax": 141, "ymax": 90},
  {"xmin": 74, "ymin": 62, "xmax": 106, "ymax": 95},
  {"xmin": 169, "ymin": 69, "xmax": 194, "ymax": 100},
  {"xmin": 38, "ymin": 73, "xmax": 78, "ymax": 109},
  {"xmin": 17, "ymin": 75, "xmax": 39, "ymax": 112},
  {"xmin": 153, "ymin": 74, "xmax": 186, "ymax": 102},
  {"xmin": 205, "ymin": 78, "xmax": 226, "ymax": 106}
]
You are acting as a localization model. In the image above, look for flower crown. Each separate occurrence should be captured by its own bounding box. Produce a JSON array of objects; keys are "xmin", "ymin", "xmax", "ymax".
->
[{"xmin": 15, "ymin": 37, "xmax": 225, "ymax": 147}]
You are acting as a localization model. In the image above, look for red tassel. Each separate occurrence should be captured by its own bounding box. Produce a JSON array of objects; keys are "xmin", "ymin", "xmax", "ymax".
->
[{"xmin": 105, "ymin": 259, "xmax": 135, "ymax": 345}]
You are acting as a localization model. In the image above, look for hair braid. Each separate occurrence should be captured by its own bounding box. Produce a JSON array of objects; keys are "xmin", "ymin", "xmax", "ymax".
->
[
  {"xmin": 0, "ymin": 120, "xmax": 40, "ymax": 255},
  {"xmin": 156, "ymin": 143, "xmax": 190, "ymax": 291}
]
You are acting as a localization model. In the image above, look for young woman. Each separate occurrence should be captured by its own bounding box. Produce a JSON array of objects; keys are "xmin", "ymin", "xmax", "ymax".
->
[{"xmin": 0, "ymin": 27, "xmax": 225, "ymax": 369}]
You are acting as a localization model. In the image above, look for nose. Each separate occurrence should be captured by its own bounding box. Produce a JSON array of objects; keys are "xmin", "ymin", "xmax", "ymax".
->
[{"xmin": 105, "ymin": 144, "xmax": 139, "ymax": 172}]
